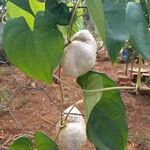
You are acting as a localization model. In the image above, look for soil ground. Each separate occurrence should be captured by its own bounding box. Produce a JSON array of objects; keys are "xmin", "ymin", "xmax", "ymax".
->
[{"xmin": 0, "ymin": 52, "xmax": 150, "ymax": 150}]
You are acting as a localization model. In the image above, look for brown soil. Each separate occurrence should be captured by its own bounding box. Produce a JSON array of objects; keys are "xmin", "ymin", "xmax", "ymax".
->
[{"xmin": 0, "ymin": 52, "xmax": 150, "ymax": 150}]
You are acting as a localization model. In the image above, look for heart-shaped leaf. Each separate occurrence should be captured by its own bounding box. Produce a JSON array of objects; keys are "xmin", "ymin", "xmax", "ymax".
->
[
  {"xmin": 87, "ymin": 0, "xmax": 128, "ymax": 63},
  {"xmin": 35, "ymin": 131, "xmax": 58, "ymax": 150},
  {"xmin": 9, "ymin": 136, "xmax": 33, "ymax": 150},
  {"xmin": 7, "ymin": 1, "xmax": 34, "ymax": 28},
  {"xmin": 78, "ymin": 71, "xmax": 128, "ymax": 150},
  {"xmin": 103, "ymin": 0, "xmax": 128, "ymax": 63},
  {"xmin": 126, "ymin": 2, "xmax": 150, "ymax": 60},
  {"xmin": 77, "ymin": 72, "xmax": 103, "ymax": 119},
  {"xmin": 8, "ymin": 0, "xmax": 34, "ymax": 16},
  {"xmin": 3, "ymin": 11, "xmax": 64, "ymax": 84},
  {"xmin": 45, "ymin": 0, "xmax": 71, "ymax": 26},
  {"xmin": 7, "ymin": 0, "xmax": 45, "ymax": 28},
  {"xmin": 86, "ymin": 0, "xmax": 107, "ymax": 46}
]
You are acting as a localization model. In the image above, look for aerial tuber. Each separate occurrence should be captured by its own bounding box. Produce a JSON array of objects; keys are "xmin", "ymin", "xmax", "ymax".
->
[
  {"xmin": 56, "ymin": 106, "xmax": 87, "ymax": 150},
  {"xmin": 62, "ymin": 30, "xmax": 97, "ymax": 78}
]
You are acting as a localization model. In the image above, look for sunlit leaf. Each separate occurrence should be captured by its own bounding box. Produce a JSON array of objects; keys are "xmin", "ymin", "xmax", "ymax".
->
[
  {"xmin": 8, "ymin": 0, "xmax": 34, "ymax": 15},
  {"xmin": 103, "ymin": 0, "xmax": 128, "ymax": 63},
  {"xmin": 3, "ymin": 11, "xmax": 64, "ymax": 84},
  {"xmin": 29, "ymin": 0, "xmax": 45, "ymax": 15},
  {"xmin": 78, "ymin": 71, "xmax": 128, "ymax": 150},
  {"xmin": 126, "ymin": 2, "xmax": 150, "ymax": 60},
  {"xmin": 45, "ymin": 0, "xmax": 71, "ymax": 25},
  {"xmin": 9, "ymin": 136, "xmax": 33, "ymax": 150},
  {"xmin": 87, "ymin": 0, "xmax": 128, "ymax": 63},
  {"xmin": 86, "ymin": 0, "xmax": 107, "ymax": 45},
  {"xmin": 35, "ymin": 131, "xmax": 58, "ymax": 150},
  {"xmin": 7, "ymin": 1, "xmax": 34, "ymax": 28}
]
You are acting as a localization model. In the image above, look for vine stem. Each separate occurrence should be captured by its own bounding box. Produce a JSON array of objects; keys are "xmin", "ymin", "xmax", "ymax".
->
[
  {"xmin": 136, "ymin": 55, "xmax": 142, "ymax": 92},
  {"xmin": 64, "ymin": 99, "xmax": 83, "ymax": 123},
  {"xmin": 55, "ymin": 65, "xmax": 65, "ymax": 142},
  {"xmin": 58, "ymin": 65, "xmax": 64, "ymax": 127},
  {"xmin": 82, "ymin": 86, "xmax": 150, "ymax": 93},
  {"xmin": 53, "ymin": 74, "xmax": 150, "ymax": 93},
  {"xmin": 55, "ymin": 0, "xmax": 82, "ymax": 141},
  {"xmin": 55, "ymin": 100, "xmax": 83, "ymax": 141},
  {"xmin": 130, "ymin": 52, "xmax": 135, "ymax": 84},
  {"xmin": 67, "ymin": 0, "xmax": 82, "ymax": 41},
  {"xmin": 1, "ymin": 132, "xmax": 34, "ymax": 148}
]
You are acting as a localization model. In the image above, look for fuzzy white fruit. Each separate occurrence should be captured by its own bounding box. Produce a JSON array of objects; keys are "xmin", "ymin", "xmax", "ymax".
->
[
  {"xmin": 71, "ymin": 30, "xmax": 97, "ymax": 51},
  {"xmin": 62, "ymin": 30, "xmax": 97, "ymax": 78},
  {"xmin": 56, "ymin": 106, "xmax": 87, "ymax": 150}
]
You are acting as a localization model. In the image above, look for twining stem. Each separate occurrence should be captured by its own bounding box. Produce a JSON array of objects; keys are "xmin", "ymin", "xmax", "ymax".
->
[
  {"xmin": 81, "ymin": 86, "xmax": 150, "ymax": 93},
  {"xmin": 53, "ymin": 74, "xmax": 150, "ymax": 93},
  {"xmin": 83, "ymin": 86, "xmax": 135, "ymax": 93},
  {"xmin": 64, "ymin": 100, "xmax": 83, "ymax": 123},
  {"xmin": 67, "ymin": 0, "xmax": 82, "ymax": 41},
  {"xmin": 58, "ymin": 65, "xmax": 64, "ymax": 127},
  {"xmin": 56, "ymin": 0, "xmax": 82, "ymax": 140},
  {"xmin": 130, "ymin": 52, "xmax": 135, "ymax": 84},
  {"xmin": 136, "ymin": 55, "xmax": 142, "ymax": 91},
  {"xmin": 1, "ymin": 132, "xmax": 34, "ymax": 148},
  {"xmin": 55, "ymin": 100, "xmax": 83, "ymax": 141}
]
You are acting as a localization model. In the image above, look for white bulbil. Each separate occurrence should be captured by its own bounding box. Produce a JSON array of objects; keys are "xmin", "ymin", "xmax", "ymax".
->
[
  {"xmin": 62, "ymin": 30, "xmax": 97, "ymax": 78},
  {"xmin": 71, "ymin": 30, "xmax": 97, "ymax": 51},
  {"xmin": 56, "ymin": 106, "xmax": 87, "ymax": 150}
]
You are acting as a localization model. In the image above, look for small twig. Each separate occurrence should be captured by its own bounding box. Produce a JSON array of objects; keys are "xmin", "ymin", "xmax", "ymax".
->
[
  {"xmin": 36, "ymin": 111, "xmax": 55, "ymax": 125},
  {"xmin": 8, "ymin": 109, "xmax": 25, "ymax": 132},
  {"xmin": 1, "ymin": 132, "xmax": 33, "ymax": 148},
  {"xmin": 67, "ymin": 0, "xmax": 82, "ymax": 41},
  {"xmin": 58, "ymin": 65, "xmax": 64, "ymax": 127},
  {"xmin": 55, "ymin": 100, "xmax": 83, "ymax": 141},
  {"xmin": 54, "ymin": 124, "xmax": 66, "ymax": 141},
  {"xmin": 136, "ymin": 55, "xmax": 142, "ymax": 92},
  {"xmin": 7, "ymin": 87, "xmax": 24, "ymax": 106},
  {"xmin": 130, "ymin": 52, "xmax": 135, "ymax": 84},
  {"xmin": 53, "ymin": 74, "xmax": 82, "ymax": 94},
  {"xmin": 1, "ymin": 134, "xmax": 23, "ymax": 147},
  {"xmin": 48, "ymin": 118, "xmax": 61, "ymax": 134},
  {"xmin": 82, "ymin": 86, "xmax": 150, "ymax": 93},
  {"xmin": 42, "ymin": 90, "xmax": 60, "ymax": 109},
  {"xmin": 53, "ymin": 74, "xmax": 150, "ymax": 93},
  {"xmin": 64, "ymin": 99, "xmax": 83, "ymax": 123}
]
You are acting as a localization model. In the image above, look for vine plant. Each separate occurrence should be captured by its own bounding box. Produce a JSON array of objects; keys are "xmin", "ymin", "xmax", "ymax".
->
[{"xmin": 1, "ymin": 0, "xmax": 150, "ymax": 150}]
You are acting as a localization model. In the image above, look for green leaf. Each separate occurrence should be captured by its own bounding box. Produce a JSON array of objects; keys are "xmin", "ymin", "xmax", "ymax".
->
[
  {"xmin": 77, "ymin": 72, "xmax": 103, "ymax": 119},
  {"xmin": 77, "ymin": 71, "xmax": 128, "ymax": 150},
  {"xmin": 140, "ymin": 0, "xmax": 149, "ymax": 23},
  {"xmin": 126, "ymin": 2, "xmax": 150, "ymax": 60},
  {"xmin": 86, "ymin": 0, "xmax": 107, "ymax": 45},
  {"xmin": 87, "ymin": 0, "xmax": 128, "ymax": 63},
  {"xmin": 29, "ymin": 0, "xmax": 45, "ymax": 15},
  {"xmin": 8, "ymin": 0, "xmax": 34, "ymax": 16},
  {"xmin": 59, "ymin": 6, "xmax": 84, "ymax": 39},
  {"xmin": 45, "ymin": 0, "xmax": 71, "ymax": 25},
  {"xmin": 7, "ymin": 1, "xmax": 34, "ymax": 29},
  {"xmin": 35, "ymin": 131, "xmax": 58, "ymax": 150},
  {"xmin": 7, "ymin": 0, "xmax": 45, "ymax": 28},
  {"xmin": 103, "ymin": 0, "xmax": 128, "ymax": 63},
  {"xmin": 9, "ymin": 136, "xmax": 33, "ymax": 150},
  {"xmin": 146, "ymin": 0, "xmax": 150, "ymax": 16},
  {"xmin": 3, "ymin": 11, "xmax": 64, "ymax": 84}
]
